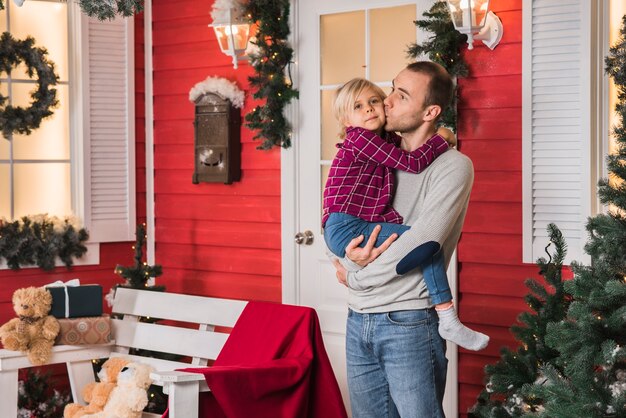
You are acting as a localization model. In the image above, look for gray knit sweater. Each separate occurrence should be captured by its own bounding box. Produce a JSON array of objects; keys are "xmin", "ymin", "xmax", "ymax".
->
[{"xmin": 346, "ymin": 148, "xmax": 474, "ymax": 313}]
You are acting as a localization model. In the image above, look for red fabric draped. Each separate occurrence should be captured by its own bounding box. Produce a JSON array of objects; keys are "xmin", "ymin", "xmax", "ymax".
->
[{"xmin": 165, "ymin": 301, "xmax": 347, "ymax": 418}]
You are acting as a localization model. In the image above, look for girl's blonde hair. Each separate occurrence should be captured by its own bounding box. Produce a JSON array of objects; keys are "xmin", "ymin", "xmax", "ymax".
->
[{"xmin": 333, "ymin": 78, "xmax": 387, "ymax": 139}]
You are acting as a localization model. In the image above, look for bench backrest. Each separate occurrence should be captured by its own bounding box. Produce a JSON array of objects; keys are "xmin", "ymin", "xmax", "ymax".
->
[{"xmin": 109, "ymin": 288, "xmax": 248, "ymax": 374}]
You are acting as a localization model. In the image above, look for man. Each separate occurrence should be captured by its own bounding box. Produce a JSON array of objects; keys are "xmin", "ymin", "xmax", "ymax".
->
[{"xmin": 333, "ymin": 61, "xmax": 476, "ymax": 418}]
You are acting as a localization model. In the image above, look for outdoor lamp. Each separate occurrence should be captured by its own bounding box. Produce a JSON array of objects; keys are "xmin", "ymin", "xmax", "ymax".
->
[
  {"xmin": 209, "ymin": 7, "xmax": 251, "ymax": 69},
  {"xmin": 446, "ymin": 0, "xmax": 503, "ymax": 50}
]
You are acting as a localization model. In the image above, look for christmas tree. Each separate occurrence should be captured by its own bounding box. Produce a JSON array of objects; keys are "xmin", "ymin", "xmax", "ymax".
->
[
  {"xmin": 113, "ymin": 223, "xmax": 164, "ymax": 291},
  {"xmin": 523, "ymin": 16, "xmax": 626, "ymax": 418},
  {"xmin": 18, "ymin": 368, "xmax": 70, "ymax": 418},
  {"xmin": 470, "ymin": 224, "xmax": 571, "ymax": 417},
  {"xmin": 102, "ymin": 223, "xmax": 168, "ymax": 413},
  {"xmin": 406, "ymin": 0, "xmax": 468, "ymax": 132}
]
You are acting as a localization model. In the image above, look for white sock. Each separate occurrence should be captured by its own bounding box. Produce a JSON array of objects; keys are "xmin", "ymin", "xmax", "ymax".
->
[{"xmin": 437, "ymin": 305, "xmax": 489, "ymax": 351}]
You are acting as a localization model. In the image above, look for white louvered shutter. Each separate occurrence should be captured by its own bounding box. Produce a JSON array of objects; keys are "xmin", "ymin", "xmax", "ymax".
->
[
  {"xmin": 523, "ymin": 0, "xmax": 592, "ymax": 264},
  {"xmin": 83, "ymin": 15, "xmax": 136, "ymax": 243}
]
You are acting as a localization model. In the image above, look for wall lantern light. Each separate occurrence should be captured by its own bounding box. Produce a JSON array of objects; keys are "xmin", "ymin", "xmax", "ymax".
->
[
  {"xmin": 209, "ymin": 6, "xmax": 251, "ymax": 69},
  {"xmin": 446, "ymin": 0, "xmax": 503, "ymax": 50}
]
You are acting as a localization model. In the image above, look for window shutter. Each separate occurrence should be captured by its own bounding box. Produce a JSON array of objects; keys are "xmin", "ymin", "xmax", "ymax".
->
[
  {"xmin": 83, "ymin": 15, "xmax": 136, "ymax": 243},
  {"xmin": 523, "ymin": 0, "xmax": 592, "ymax": 264}
]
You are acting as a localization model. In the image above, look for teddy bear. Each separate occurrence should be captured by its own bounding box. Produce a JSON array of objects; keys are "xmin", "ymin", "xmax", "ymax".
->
[
  {"xmin": 63, "ymin": 357, "xmax": 131, "ymax": 418},
  {"xmin": 83, "ymin": 362, "xmax": 155, "ymax": 418},
  {"xmin": 0, "ymin": 286, "xmax": 60, "ymax": 365}
]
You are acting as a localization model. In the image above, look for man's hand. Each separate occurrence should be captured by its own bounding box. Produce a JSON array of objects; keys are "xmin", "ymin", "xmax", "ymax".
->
[
  {"xmin": 332, "ymin": 258, "xmax": 348, "ymax": 287},
  {"xmin": 437, "ymin": 126, "xmax": 457, "ymax": 148},
  {"xmin": 345, "ymin": 224, "xmax": 397, "ymax": 267}
]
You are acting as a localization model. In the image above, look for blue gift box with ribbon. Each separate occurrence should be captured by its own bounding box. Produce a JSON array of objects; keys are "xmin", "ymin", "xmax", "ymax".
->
[{"xmin": 45, "ymin": 279, "xmax": 103, "ymax": 319}]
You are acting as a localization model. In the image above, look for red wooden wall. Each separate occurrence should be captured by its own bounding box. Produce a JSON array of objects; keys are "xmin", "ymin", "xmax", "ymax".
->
[
  {"xmin": 0, "ymin": 1, "xmax": 545, "ymax": 415},
  {"xmin": 150, "ymin": 0, "xmax": 281, "ymax": 302},
  {"xmin": 455, "ymin": 0, "xmax": 540, "ymax": 415}
]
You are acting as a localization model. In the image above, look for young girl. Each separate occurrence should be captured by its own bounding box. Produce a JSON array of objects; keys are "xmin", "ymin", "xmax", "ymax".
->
[{"xmin": 323, "ymin": 78, "xmax": 488, "ymax": 351}]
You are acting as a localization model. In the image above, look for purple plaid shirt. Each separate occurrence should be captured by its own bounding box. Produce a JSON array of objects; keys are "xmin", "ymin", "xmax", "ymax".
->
[{"xmin": 322, "ymin": 126, "xmax": 449, "ymax": 226}]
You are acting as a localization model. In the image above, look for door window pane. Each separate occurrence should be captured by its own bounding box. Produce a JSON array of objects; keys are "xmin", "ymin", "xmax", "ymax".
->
[
  {"xmin": 0, "ymin": 83, "xmax": 7, "ymax": 160},
  {"xmin": 11, "ymin": 1, "xmax": 69, "ymax": 81},
  {"xmin": 0, "ymin": 165, "xmax": 9, "ymax": 216},
  {"xmin": 321, "ymin": 89, "xmax": 342, "ymax": 161},
  {"xmin": 12, "ymin": 84, "xmax": 70, "ymax": 160},
  {"xmin": 370, "ymin": 5, "xmax": 417, "ymax": 82},
  {"xmin": 14, "ymin": 163, "xmax": 71, "ymax": 218},
  {"xmin": 321, "ymin": 11, "xmax": 365, "ymax": 85}
]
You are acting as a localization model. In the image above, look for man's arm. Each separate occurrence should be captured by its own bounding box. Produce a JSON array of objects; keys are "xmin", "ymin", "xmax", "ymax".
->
[
  {"xmin": 345, "ymin": 155, "xmax": 474, "ymax": 291},
  {"xmin": 333, "ymin": 226, "xmax": 398, "ymax": 284}
]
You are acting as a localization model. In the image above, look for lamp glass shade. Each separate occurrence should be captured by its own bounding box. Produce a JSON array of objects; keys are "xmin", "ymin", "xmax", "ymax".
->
[
  {"xmin": 447, "ymin": 0, "xmax": 490, "ymax": 33},
  {"xmin": 212, "ymin": 23, "xmax": 250, "ymax": 56}
]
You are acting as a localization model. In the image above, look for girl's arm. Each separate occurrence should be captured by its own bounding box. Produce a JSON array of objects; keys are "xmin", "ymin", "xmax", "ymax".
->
[
  {"xmin": 348, "ymin": 126, "xmax": 448, "ymax": 173},
  {"xmin": 345, "ymin": 155, "xmax": 473, "ymax": 291}
]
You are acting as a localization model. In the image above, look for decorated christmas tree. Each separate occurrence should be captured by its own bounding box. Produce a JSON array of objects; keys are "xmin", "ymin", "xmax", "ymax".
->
[
  {"xmin": 470, "ymin": 224, "xmax": 571, "ymax": 417},
  {"xmin": 103, "ymin": 223, "xmax": 167, "ymax": 413},
  {"xmin": 522, "ymin": 16, "xmax": 626, "ymax": 418},
  {"xmin": 407, "ymin": 0, "xmax": 468, "ymax": 131},
  {"xmin": 113, "ymin": 223, "xmax": 164, "ymax": 291},
  {"xmin": 18, "ymin": 368, "xmax": 70, "ymax": 418}
]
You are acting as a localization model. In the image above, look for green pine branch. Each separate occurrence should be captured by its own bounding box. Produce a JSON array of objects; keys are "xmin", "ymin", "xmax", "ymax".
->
[
  {"xmin": 407, "ymin": 0, "xmax": 469, "ymax": 132},
  {"xmin": 18, "ymin": 369, "xmax": 70, "ymax": 417},
  {"xmin": 244, "ymin": 0, "xmax": 299, "ymax": 150},
  {"xmin": 78, "ymin": 0, "xmax": 143, "ymax": 21}
]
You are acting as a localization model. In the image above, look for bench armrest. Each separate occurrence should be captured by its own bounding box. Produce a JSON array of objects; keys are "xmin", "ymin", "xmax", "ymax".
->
[{"xmin": 150, "ymin": 370, "xmax": 207, "ymax": 384}]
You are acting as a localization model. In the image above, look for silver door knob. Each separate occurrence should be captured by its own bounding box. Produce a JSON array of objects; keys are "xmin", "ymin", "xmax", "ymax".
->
[{"xmin": 294, "ymin": 230, "xmax": 314, "ymax": 245}]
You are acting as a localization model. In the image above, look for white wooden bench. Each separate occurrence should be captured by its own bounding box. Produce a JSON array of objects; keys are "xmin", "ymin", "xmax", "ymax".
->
[{"xmin": 0, "ymin": 287, "xmax": 248, "ymax": 418}]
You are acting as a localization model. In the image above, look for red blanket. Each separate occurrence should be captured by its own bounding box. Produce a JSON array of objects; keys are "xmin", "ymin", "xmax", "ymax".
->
[{"xmin": 173, "ymin": 301, "xmax": 347, "ymax": 418}]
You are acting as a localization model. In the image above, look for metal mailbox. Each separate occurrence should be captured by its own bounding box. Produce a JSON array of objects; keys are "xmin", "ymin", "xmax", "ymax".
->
[{"xmin": 192, "ymin": 93, "xmax": 241, "ymax": 184}]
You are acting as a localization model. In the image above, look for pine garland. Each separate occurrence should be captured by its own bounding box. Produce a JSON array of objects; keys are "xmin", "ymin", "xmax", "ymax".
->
[
  {"xmin": 0, "ymin": 32, "xmax": 59, "ymax": 139},
  {"xmin": 0, "ymin": 215, "xmax": 89, "ymax": 271},
  {"xmin": 244, "ymin": 0, "xmax": 299, "ymax": 150},
  {"xmin": 406, "ymin": 0, "xmax": 468, "ymax": 132},
  {"xmin": 78, "ymin": 0, "xmax": 143, "ymax": 21},
  {"xmin": 470, "ymin": 224, "xmax": 571, "ymax": 417}
]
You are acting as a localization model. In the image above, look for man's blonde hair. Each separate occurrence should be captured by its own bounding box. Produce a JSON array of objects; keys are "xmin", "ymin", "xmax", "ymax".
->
[{"xmin": 333, "ymin": 78, "xmax": 387, "ymax": 139}]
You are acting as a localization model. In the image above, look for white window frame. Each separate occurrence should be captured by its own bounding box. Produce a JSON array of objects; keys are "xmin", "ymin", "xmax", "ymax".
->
[{"xmin": 0, "ymin": 0, "xmax": 136, "ymax": 269}]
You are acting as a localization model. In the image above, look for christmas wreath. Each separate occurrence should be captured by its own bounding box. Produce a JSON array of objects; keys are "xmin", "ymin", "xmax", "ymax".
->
[{"xmin": 0, "ymin": 32, "xmax": 59, "ymax": 139}]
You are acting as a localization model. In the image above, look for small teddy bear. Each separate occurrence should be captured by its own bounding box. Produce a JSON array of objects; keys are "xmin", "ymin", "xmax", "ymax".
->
[
  {"xmin": 0, "ymin": 286, "xmax": 60, "ymax": 365},
  {"xmin": 63, "ymin": 357, "xmax": 131, "ymax": 418},
  {"xmin": 83, "ymin": 362, "xmax": 155, "ymax": 418}
]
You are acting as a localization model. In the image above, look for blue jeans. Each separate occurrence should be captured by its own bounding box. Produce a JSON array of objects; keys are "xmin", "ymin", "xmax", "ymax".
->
[
  {"xmin": 346, "ymin": 309, "xmax": 447, "ymax": 418},
  {"xmin": 325, "ymin": 212, "xmax": 452, "ymax": 304},
  {"xmin": 324, "ymin": 213, "xmax": 410, "ymax": 258}
]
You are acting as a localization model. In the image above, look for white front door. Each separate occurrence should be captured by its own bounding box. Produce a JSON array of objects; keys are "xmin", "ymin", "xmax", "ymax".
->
[{"xmin": 284, "ymin": 1, "xmax": 458, "ymax": 416}]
